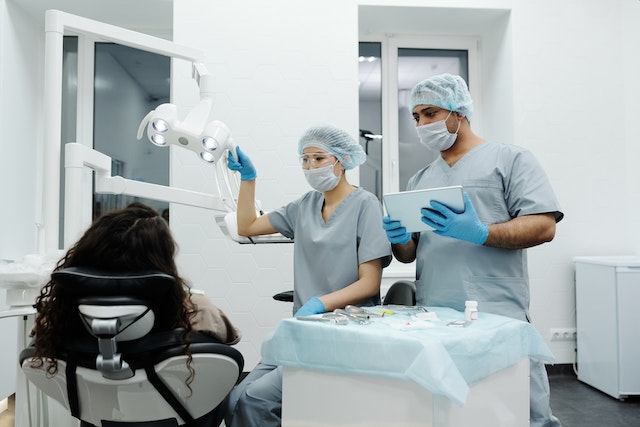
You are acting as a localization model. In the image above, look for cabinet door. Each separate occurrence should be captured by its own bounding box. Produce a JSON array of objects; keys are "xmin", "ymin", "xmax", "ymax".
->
[
  {"xmin": 616, "ymin": 269, "xmax": 640, "ymax": 394},
  {"xmin": 576, "ymin": 263, "xmax": 619, "ymax": 396}
]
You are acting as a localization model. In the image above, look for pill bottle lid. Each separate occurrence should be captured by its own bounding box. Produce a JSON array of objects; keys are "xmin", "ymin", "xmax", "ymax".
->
[{"xmin": 465, "ymin": 300, "xmax": 478, "ymax": 307}]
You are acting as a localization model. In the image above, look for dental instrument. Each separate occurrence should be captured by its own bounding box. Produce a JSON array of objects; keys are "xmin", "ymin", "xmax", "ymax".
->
[
  {"xmin": 297, "ymin": 314, "xmax": 349, "ymax": 325},
  {"xmin": 333, "ymin": 309, "xmax": 372, "ymax": 325}
]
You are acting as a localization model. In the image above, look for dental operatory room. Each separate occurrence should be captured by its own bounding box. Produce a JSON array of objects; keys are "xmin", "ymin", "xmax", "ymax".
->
[{"xmin": 2, "ymin": 0, "xmax": 640, "ymax": 426}]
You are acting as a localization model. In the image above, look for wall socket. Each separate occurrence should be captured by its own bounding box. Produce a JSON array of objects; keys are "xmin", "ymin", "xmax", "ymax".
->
[{"xmin": 550, "ymin": 328, "xmax": 577, "ymax": 341}]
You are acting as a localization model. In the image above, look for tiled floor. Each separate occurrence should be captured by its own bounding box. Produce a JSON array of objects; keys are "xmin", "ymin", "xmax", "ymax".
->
[
  {"xmin": 549, "ymin": 373, "xmax": 640, "ymax": 427},
  {"xmin": 2, "ymin": 372, "xmax": 639, "ymax": 426}
]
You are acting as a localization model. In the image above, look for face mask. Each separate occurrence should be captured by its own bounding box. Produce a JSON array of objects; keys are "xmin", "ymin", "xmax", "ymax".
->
[
  {"xmin": 416, "ymin": 111, "xmax": 460, "ymax": 152},
  {"xmin": 303, "ymin": 162, "xmax": 341, "ymax": 192}
]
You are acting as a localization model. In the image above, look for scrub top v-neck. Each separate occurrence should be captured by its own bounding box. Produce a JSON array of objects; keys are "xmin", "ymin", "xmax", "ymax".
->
[{"xmin": 267, "ymin": 187, "xmax": 391, "ymax": 312}]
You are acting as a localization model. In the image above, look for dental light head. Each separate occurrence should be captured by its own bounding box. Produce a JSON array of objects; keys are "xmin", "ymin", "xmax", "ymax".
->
[
  {"xmin": 136, "ymin": 63, "xmax": 235, "ymax": 164},
  {"xmin": 137, "ymin": 105, "xmax": 235, "ymax": 164}
]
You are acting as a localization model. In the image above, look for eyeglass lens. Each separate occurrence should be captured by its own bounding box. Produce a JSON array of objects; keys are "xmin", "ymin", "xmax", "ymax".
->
[{"xmin": 300, "ymin": 153, "xmax": 334, "ymax": 168}]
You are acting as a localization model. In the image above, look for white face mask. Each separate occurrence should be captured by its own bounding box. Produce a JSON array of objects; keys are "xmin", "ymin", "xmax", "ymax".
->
[
  {"xmin": 303, "ymin": 162, "xmax": 341, "ymax": 192},
  {"xmin": 416, "ymin": 111, "xmax": 460, "ymax": 152}
]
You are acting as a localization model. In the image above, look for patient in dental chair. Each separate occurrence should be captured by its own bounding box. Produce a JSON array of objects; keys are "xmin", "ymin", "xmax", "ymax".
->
[{"xmin": 30, "ymin": 201, "xmax": 241, "ymax": 386}]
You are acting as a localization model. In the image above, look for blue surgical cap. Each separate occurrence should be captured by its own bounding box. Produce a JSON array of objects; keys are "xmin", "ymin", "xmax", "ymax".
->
[
  {"xmin": 410, "ymin": 74, "xmax": 473, "ymax": 120},
  {"xmin": 298, "ymin": 125, "xmax": 366, "ymax": 170}
]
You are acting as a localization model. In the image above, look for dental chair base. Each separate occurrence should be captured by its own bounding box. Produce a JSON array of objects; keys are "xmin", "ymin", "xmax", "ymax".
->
[{"xmin": 282, "ymin": 359, "xmax": 529, "ymax": 427}]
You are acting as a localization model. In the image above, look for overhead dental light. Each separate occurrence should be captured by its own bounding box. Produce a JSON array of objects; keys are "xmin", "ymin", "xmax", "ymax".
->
[
  {"xmin": 137, "ymin": 63, "xmax": 236, "ymax": 164},
  {"xmin": 39, "ymin": 10, "xmax": 289, "ymax": 248}
]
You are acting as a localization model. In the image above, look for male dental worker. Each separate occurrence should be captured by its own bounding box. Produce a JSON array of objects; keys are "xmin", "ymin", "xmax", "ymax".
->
[{"xmin": 382, "ymin": 73, "xmax": 564, "ymax": 427}]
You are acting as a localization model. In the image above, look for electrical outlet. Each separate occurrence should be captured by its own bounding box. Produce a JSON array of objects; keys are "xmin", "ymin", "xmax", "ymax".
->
[{"xmin": 550, "ymin": 328, "xmax": 577, "ymax": 341}]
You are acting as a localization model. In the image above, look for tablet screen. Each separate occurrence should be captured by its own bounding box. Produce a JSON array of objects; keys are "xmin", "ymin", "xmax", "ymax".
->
[{"xmin": 383, "ymin": 185, "xmax": 464, "ymax": 233}]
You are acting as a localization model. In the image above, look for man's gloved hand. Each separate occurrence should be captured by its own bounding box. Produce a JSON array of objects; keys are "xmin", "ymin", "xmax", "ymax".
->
[
  {"xmin": 227, "ymin": 146, "xmax": 257, "ymax": 181},
  {"xmin": 420, "ymin": 192, "xmax": 488, "ymax": 245},
  {"xmin": 294, "ymin": 296, "xmax": 326, "ymax": 317},
  {"xmin": 382, "ymin": 215, "xmax": 412, "ymax": 244}
]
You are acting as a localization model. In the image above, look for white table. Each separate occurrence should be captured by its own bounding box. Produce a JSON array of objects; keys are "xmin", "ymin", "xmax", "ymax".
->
[{"xmin": 263, "ymin": 306, "xmax": 554, "ymax": 427}]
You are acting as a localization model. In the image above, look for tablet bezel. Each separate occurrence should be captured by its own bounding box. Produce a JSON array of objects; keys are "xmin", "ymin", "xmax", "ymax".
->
[{"xmin": 383, "ymin": 185, "xmax": 464, "ymax": 233}]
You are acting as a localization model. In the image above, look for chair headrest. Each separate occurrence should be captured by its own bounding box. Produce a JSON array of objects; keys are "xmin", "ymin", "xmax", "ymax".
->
[
  {"xmin": 52, "ymin": 267, "xmax": 177, "ymax": 302},
  {"xmin": 50, "ymin": 267, "xmax": 184, "ymax": 339}
]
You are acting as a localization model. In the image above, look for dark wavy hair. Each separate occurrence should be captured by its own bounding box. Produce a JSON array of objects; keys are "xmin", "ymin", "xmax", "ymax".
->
[{"xmin": 31, "ymin": 202, "xmax": 197, "ymax": 384}]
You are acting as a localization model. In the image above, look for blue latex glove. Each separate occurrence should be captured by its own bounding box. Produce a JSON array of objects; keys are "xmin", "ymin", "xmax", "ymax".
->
[
  {"xmin": 420, "ymin": 192, "xmax": 489, "ymax": 245},
  {"xmin": 227, "ymin": 146, "xmax": 257, "ymax": 181},
  {"xmin": 382, "ymin": 215, "xmax": 412, "ymax": 244},
  {"xmin": 294, "ymin": 296, "xmax": 326, "ymax": 317}
]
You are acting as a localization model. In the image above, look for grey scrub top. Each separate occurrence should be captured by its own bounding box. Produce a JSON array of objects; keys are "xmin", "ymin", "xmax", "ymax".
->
[
  {"xmin": 267, "ymin": 187, "xmax": 392, "ymax": 313},
  {"xmin": 406, "ymin": 142, "xmax": 563, "ymax": 321}
]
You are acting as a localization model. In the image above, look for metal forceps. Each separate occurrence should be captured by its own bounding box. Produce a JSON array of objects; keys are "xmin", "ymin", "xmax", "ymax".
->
[{"xmin": 297, "ymin": 313, "xmax": 349, "ymax": 325}]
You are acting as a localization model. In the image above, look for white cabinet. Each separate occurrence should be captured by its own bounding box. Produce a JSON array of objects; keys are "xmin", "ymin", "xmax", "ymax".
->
[{"xmin": 574, "ymin": 256, "xmax": 640, "ymax": 400}]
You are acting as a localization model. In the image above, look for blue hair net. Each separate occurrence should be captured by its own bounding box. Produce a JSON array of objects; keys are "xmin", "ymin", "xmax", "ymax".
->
[
  {"xmin": 298, "ymin": 125, "xmax": 366, "ymax": 170},
  {"xmin": 410, "ymin": 74, "xmax": 473, "ymax": 120}
]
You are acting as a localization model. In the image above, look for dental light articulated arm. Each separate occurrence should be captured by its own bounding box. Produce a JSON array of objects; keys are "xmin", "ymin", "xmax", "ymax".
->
[{"xmin": 64, "ymin": 143, "xmax": 291, "ymax": 246}]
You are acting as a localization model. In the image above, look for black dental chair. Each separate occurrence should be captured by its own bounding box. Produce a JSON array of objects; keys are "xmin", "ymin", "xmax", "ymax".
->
[
  {"xmin": 382, "ymin": 280, "xmax": 417, "ymax": 306},
  {"xmin": 20, "ymin": 267, "xmax": 244, "ymax": 427}
]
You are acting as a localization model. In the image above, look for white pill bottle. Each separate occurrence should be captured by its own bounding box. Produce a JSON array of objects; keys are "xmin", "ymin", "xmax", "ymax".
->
[{"xmin": 464, "ymin": 300, "xmax": 478, "ymax": 321}]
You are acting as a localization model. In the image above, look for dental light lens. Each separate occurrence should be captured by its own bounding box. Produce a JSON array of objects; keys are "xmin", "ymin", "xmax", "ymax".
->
[
  {"xmin": 151, "ymin": 134, "xmax": 166, "ymax": 146},
  {"xmin": 202, "ymin": 137, "xmax": 219, "ymax": 151},
  {"xmin": 200, "ymin": 151, "xmax": 216, "ymax": 163},
  {"xmin": 152, "ymin": 119, "xmax": 169, "ymax": 133}
]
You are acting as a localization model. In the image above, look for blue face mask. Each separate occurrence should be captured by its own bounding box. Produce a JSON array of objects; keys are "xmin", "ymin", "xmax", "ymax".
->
[
  {"xmin": 416, "ymin": 111, "xmax": 460, "ymax": 152},
  {"xmin": 303, "ymin": 161, "xmax": 341, "ymax": 192}
]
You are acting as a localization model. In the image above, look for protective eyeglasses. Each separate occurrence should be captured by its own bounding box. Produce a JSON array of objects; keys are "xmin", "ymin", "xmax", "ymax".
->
[{"xmin": 299, "ymin": 152, "xmax": 336, "ymax": 169}]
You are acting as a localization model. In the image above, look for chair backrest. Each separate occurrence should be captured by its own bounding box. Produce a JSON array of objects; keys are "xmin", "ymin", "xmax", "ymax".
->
[
  {"xmin": 382, "ymin": 280, "xmax": 417, "ymax": 306},
  {"xmin": 21, "ymin": 267, "xmax": 244, "ymax": 426}
]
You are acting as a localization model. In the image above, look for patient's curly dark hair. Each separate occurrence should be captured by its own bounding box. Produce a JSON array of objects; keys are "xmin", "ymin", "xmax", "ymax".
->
[{"xmin": 31, "ymin": 202, "xmax": 197, "ymax": 385}]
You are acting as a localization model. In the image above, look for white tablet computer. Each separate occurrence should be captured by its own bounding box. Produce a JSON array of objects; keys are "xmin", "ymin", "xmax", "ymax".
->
[{"xmin": 383, "ymin": 185, "xmax": 464, "ymax": 233}]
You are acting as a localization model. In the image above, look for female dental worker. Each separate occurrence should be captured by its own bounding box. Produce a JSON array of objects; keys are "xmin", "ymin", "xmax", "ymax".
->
[{"xmin": 224, "ymin": 125, "xmax": 391, "ymax": 427}]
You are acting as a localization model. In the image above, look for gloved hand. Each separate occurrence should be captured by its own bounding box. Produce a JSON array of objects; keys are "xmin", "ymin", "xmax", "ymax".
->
[
  {"xmin": 227, "ymin": 146, "xmax": 257, "ymax": 181},
  {"xmin": 420, "ymin": 192, "xmax": 489, "ymax": 245},
  {"xmin": 294, "ymin": 296, "xmax": 326, "ymax": 317},
  {"xmin": 382, "ymin": 215, "xmax": 412, "ymax": 244}
]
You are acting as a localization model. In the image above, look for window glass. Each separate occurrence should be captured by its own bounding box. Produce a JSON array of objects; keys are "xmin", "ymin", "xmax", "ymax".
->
[{"xmin": 92, "ymin": 43, "xmax": 170, "ymax": 219}]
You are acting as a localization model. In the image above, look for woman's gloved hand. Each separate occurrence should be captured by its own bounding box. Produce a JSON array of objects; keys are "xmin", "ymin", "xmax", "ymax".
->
[
  {"xmin": 227, "ymin": 146, "xmax": 257, "ymax": 181},
  {"xmin": 420, "ymin": 192, "xmax": 488, "ymax": 245},
  {"xmin": 294, "ymin": 296, "xmax": 326, "ymax": 317},
  {"xmin": 382, "ymin": 215, "xmax": 412, "ymax": 244}
]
